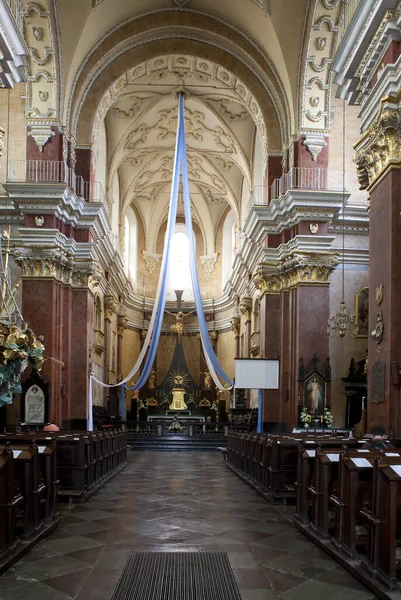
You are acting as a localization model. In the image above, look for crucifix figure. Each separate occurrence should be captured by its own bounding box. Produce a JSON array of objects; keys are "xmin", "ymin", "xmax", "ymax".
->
[{"xmin": 164, "ymin": 309, "xmax": 196, "ymax": 343}]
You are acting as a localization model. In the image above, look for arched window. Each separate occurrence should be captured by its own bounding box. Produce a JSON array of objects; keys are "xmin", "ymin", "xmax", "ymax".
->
[
  {"xmin": 222, "ymin": 209, "xmax": 236, "ymax": 289},
  {"xmin": 124, "ymin": 206, "xmax": 137, "ymax": 281},
  {"xmin": 169, "ymin": 229, "xmax": 192, "ymax": 291}
]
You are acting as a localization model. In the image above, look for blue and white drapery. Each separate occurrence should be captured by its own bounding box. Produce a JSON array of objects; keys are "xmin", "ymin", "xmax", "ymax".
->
[{"xmin": 89, "ymin": 93, "xmax": 232, "ymax": 430}]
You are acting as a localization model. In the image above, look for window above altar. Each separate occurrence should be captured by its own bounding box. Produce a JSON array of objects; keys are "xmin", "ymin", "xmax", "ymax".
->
[{"xmin": 167, "ymin": 225, "xmax": 194, "ymax": 302}]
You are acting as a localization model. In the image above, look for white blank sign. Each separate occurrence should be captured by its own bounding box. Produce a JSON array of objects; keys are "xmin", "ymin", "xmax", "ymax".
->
[{"xmin": 234, "ymin": 359, "xmax": 279, "ymax": 390}]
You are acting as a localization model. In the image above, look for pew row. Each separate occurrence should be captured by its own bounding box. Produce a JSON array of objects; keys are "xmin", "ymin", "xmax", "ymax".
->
[
  {"xmin": 226, "ymin": 431, "xmax": 401, "ymax": 599},
  {"xmin": 0, "ymin": 441, "xmax": 60, "ymax": 575},
  {"xmin": 0, "ymin": 429, "xmax": 127, "ymax": 503}
]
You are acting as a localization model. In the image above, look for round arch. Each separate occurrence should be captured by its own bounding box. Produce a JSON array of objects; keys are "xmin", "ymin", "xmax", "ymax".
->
[{"xmin": 67, "ymin": 10, "xmax": 291, "ymax": 150}]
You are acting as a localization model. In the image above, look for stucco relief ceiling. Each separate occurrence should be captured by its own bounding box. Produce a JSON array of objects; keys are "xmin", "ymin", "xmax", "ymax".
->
[{"xmin": 98, "ymin": 55, "xmax": 264, "ymax": 255}]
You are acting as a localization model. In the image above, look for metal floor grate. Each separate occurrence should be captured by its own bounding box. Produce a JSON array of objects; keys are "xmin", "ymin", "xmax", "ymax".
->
[{"xmin": 111, "ymin": 552, "xmax": 242, "ymax": 600}]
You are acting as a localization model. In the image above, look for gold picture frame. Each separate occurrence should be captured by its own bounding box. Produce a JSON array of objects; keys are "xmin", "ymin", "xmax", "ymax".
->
[{"xmin": 355, "ymin": 287, "xmax": 369, "ymax": 338}]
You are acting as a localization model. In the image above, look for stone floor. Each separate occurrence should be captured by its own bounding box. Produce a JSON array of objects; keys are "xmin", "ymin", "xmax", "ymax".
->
[{"xmin": 0, "ymin": 452, "xmax": 378, "ymax": 600}]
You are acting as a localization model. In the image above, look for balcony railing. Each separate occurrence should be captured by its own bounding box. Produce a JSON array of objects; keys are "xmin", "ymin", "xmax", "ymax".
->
[
  {"xmin": 7, "ymin": 160, "xmax": 105, "ymax": 203},
  {"xmin": 246, "ymin": 167, "xmax": 344, "ymax": 216}
]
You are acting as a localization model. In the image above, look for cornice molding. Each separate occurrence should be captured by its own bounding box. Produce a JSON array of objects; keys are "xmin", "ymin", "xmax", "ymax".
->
[{"xmin": 354, "ymin": 92, "xmax": 401, "ymax": 191}]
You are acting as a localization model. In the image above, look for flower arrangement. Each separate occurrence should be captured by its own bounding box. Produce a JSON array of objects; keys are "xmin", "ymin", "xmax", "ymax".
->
[
  {"xmin": 168, "ymin": 416, "xmax": 183, "ymax": 432},
  {"xmin": 0, "ymin": 322, "xmax": 44, "ymax": 407},
  {"xmin": 323, "ymin": 407, "xmax": 334, "ymax": 428},
  {"xmin": 300, "ymin": 407, "xmax": 312, "ymax": 428}
]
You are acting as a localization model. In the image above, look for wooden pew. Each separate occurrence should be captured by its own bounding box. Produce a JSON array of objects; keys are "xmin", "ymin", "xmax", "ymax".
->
[
  {"xmin": 0, "ymin": 447, "xmax": 23, "ymax": 559},
  {"xmin": 360, "ymin": 454, "xmax": 401, "ymax": 591}
]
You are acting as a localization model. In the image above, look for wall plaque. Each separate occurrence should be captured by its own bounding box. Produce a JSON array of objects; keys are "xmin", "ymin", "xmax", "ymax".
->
[
  {"xmin": 25, "ymin": 384, "xmax": 45, "ymax": 424},
  {"xmin": 371, "ymin": 361, "xmax": 385, "ymax": 404},
  {"xmin": 21, "ymin": 370, "xmax": 49, "ymax": 425}
]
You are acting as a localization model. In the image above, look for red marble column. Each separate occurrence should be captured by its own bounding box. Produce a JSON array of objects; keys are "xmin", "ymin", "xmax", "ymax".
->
[
  {"xmin": 289, "ymin": 284, "xmax": 330, "ymax": 430},
  {"xmin": 21, "ymin": 279, "xmax": 63, "ymax": 424},
  {"xmin": 280, "ymin": 290, "xmax": 291, "ymax": 428},
  {"xmin": 259, "ymin": 293, "xmax": 281, "ymax": 427},
  {"xmin": 367, "ymin": 169, "xmax": 401, "ymax": 436}
]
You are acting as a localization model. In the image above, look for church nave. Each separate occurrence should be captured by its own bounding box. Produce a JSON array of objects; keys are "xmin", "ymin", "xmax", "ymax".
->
[{"xmin": 0, "ymin": 453, "xmax": 376, "ymax": 600}]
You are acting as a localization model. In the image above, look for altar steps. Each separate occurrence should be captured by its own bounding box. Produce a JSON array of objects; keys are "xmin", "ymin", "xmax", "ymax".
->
[{"xmin": 128, "ymin": 434, "xmax": 226, "ymax": 452}]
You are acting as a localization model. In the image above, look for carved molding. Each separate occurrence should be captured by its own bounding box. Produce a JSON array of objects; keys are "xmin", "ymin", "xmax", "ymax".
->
[
  {"xmin": 302, "ymin": 132, "xmax": 327, "ymax": 161},
  {"xmin": 355, "ymin": 94, "xmax": 401, "ymax": 191},
  {"xmin": 117, "ymin": 314, "xmax": 128, "ymax": 335},
  {"xmin": 13, "ymin": 246, "xmax": 74, "ymax": 282},
  {"xmin": 239, "ymin": 296, "xmax": 252, "ymax": 322},
  {"xmin": 252, "ymin": 253, "xmax": 338, "ymax": 295},
  {"xmin": 104, "ymin": 294, "xmax": 119, "ymax": 319},
  {"xmin": 27, "ymin": 123, "xmax": 55, "ymax": 151},
  {"xmin": 200, "ymin": 252, "xmax": 218, "ymax": 275},
  {"xmin": 253, "ymin": 265, "xmax": 282, "ymax": 296},
  {"xmin": 230, "ymin": 315, "xmax": 240, "ymax": 337},
  {"xmin": 0, "ymin": 127, "xmax": 5, "ymax": 161},
  {"xmin": 24, "ymin": 0, "xmax": 58, "ymax": 124},
  {"xmin": 278, "ymin": 252, "xmax": 338, "ymax": 289},
  {"xmin": 142, "ymin": 250, "xmax": 161, "ymax": 274}
]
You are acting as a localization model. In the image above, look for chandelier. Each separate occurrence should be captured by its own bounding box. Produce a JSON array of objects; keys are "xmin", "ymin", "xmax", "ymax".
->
[{"xmin": 327, "ymin": 100, "xmax": 356, "ymax": 338}]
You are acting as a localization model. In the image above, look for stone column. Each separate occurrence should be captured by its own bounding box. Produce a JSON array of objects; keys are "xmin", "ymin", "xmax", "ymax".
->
[
  {"xmin": 239, "ymin": 296, "xmax": 252, "ymax": 358},
  {"xmin": 253, "ymin": 253, "xmax": 337, "ymax": 431},
  {"xmin": 117, "ymin": 314, "xmax": 127, "ymax": 381},
  {"xmin": 13, "ymin": 248, "xmax": 73, "ymax": 425},
  {"xmin": 104, "ymin": 293, "xmax": 118, "ymax": 387},
  {"xmin": 230, "ymin": 313, "xmax": 240, "ymax": 358},
  {"xmin": 355, "ymin": 98, "xmax": 401, "ymax": 435},
  {"xmin": 253, "ymin": 268, "xmax": 282, "ymax": 427},
  {"xmin": 279, "ymin": 253, "xmax": 337, "ymax": 430}
]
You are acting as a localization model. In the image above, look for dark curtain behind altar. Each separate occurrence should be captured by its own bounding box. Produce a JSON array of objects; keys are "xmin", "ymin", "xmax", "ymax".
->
[{"xmin": 182, "ymin": 335, "xmax": 201, "ymax": 386}]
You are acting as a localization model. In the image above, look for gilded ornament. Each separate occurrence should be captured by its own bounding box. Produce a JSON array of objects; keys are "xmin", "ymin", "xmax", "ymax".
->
[
  {"xmin": 200, "ymin": 253, "xmax": 218, "ymax": 275},
  {"xmin": 316, "ymin": 37, "xmax": 327, "ymax": 51},
  {"xmin": 375, "ymin": 284, "xmax": 384, "ymax": 305},
  {"xmin": 371, "ymin": 311, "xmax": 384, "ymax": 345}
]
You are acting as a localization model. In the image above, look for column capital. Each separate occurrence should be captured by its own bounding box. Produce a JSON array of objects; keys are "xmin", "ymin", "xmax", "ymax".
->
[
  {"xmin": 252, "ymin": 264, "xmax": 281, "ymax": 296},
  {"xmin": 278, "ymin": 252, "xmax": 338, "ymax": 289},
  {"xmin": 104, "ymin": 293, "xmax": 119, "ymax": 319},
  {"xmin": 239, "ymin": 296, "xmax": 252, "ymax": 322},
  {"xmin": 355, "ymin": 93, "xmax": 401, "ymax": 191},
  {"xmin": 13, "ymin": 246, "xmax": 74, "ymax": 283}
]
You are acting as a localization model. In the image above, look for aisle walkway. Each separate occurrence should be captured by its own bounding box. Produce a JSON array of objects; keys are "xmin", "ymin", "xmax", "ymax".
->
[{"xmin": 0, "ymin": 453, "xmax": 376, "ymax": 600}]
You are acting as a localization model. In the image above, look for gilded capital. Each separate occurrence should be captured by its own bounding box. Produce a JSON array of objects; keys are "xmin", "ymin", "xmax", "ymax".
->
[
  {"xmin": 278, "ymin": 252, "xmax": 338, "ymax": 289},
  {"xmin": 252, "ymin": 265, "xmax": 281, "ymax": 296},
  {"xmin": 355, "ymin": 94, "xmax": 401, "ymax": 191},
  {"xmin": 14, "ymin": 247, "xmax": 74, "ymax": 283}
]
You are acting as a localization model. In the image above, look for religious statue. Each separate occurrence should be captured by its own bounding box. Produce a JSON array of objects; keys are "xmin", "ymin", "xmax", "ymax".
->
[
  {"xmin": 164, "ymin": 308, "xmax": 196, "ymax": 343},
  {"xmin": 306, "ymin": 376, "xmax": 323, "ymax": 413},
  {"xmin": 203, "ymin": 371, "xmax": 212, "ymax": 389},
  {"xmin": 148, "ymin": 368, "xmax": 157, "ymax": 389}
]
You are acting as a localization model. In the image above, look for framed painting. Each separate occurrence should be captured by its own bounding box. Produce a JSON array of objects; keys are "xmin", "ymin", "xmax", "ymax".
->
[
  {"xmin": 303, "ymin": 372, "xmax": 326, "ymax": 416},
  {"xmin": 355, "ymin": 287, "xmax": 369, "ymax": 337}
]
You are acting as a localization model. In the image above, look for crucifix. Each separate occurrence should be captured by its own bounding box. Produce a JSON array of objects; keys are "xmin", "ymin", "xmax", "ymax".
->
[{"xmin": 164, "ymin": 290, "xmax": 196, "ymax": 344}]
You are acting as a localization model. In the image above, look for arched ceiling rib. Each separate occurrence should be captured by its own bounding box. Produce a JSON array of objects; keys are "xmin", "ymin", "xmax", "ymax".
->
[{"xmin": 102, "ymin": 56, "xmax": 258, "ymax": 255}]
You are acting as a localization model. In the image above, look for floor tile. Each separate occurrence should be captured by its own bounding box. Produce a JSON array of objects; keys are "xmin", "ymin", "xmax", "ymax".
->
[{"xmin": 0, "ymin": 452, "xmax": 375, "ymax": 600}]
